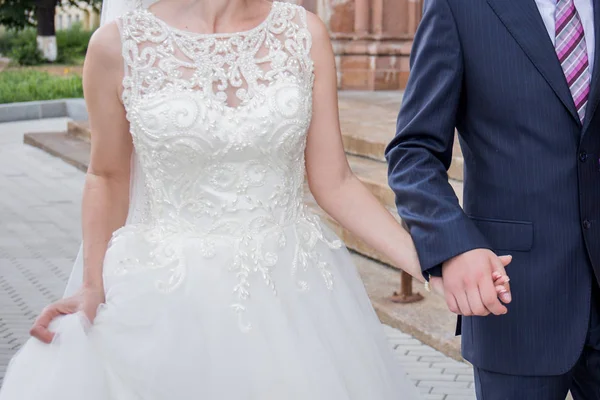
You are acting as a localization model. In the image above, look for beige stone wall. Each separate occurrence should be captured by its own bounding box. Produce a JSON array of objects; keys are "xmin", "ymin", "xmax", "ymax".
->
[{"xmin": 55, "ymin": 2, "xmax": 100, "ymax": 31}]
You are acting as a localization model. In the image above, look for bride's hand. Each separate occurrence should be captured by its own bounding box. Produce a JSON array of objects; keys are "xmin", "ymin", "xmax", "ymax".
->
[
  {"xmin": 30, "ymin": 285, "xmax": 105, "ymax": 344},
  {"xmin": 430, "ymin": 255, "xmax": 512, "ymax": 306}
]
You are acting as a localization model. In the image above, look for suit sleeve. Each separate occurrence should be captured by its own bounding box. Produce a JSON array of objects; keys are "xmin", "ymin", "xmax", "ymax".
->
[{"xmin": 385, "ymin": 0, "xmax": 491, "ymax": 273}]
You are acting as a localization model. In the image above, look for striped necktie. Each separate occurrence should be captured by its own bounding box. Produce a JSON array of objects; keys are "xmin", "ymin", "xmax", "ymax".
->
[{"xmin": 555, "ymin": 0, "xmax": 590, "ymax": 123}]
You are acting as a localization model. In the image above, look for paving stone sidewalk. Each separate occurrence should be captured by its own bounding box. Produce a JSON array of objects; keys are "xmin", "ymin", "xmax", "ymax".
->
[{"xmin": 0, "ymin": 118, "xmax": 476, "ymax": 399}]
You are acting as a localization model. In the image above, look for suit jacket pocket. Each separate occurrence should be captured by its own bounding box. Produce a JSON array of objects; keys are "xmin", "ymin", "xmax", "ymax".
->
[{"xmin": 468, "ymin": 216, "xmax": 533, "ymax": 252}]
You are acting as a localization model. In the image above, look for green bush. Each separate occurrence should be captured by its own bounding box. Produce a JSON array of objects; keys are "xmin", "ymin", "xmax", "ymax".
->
[
  {"xmin": 0, "ymin": 24, "xmax": 94, "ymax": 66},
  {"xmin": 56, "ymin": 23, "xmax": 94, "ymax": 64},
  {"xmin": 0, "ymin": 29, "xmax": 17, "ymax": 55},
  {"xmin": 0, "ymin": 70, "xmax": 83, "ymax": 103},
  {"xmin": 6, "ymin": 29, "xmax": 44, "ymax": 66}
]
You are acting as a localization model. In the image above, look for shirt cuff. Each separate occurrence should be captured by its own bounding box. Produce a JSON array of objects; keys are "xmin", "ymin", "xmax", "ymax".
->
[{"xmin": 423, "ymin": 265, "xmax": 443, "ymax": 281}]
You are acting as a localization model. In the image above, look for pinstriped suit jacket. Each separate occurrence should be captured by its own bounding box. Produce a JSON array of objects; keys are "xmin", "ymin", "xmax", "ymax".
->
[{"xmin": 386, "ymin": 0, "xmax": 600, "ymax": 375}]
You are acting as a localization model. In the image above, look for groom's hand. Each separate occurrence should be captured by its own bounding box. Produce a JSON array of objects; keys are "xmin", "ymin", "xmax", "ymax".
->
[{"xmin": 442, "ymin": 249, "xmax": 512, "ymax": 316}]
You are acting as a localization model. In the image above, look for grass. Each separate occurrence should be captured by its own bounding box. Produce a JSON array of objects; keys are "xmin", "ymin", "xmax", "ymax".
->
[{"xmin": 0, "ymin": 69, "xmax": 82, "ymax": 104}]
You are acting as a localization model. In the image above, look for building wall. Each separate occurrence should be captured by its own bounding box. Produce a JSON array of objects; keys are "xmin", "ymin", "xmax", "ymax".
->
[
  {"xmin": 55, "ymin": 2, "xmax": 100, "ymax": 31},
  {"xmin": 286, "ymin": 0, "xmax": 422, "ymax": 90}
]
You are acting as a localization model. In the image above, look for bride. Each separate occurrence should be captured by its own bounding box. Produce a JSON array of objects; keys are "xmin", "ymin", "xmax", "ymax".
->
[{"xmin": 0, "ymin": 0, "xmax": 511, "ymax": 398}]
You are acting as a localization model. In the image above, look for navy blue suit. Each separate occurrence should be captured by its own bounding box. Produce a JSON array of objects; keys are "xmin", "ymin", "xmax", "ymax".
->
[{"xmin": 386, "ymin": 0, "xmax": 600, "ymax": 397}]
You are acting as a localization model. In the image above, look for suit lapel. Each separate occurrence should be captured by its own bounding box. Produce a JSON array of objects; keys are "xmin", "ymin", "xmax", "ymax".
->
[
  {"xmin": 486, "ymin": 0, "xmax": 581, "ymax": 126},
  {"xmin": 582, "ymin": 0, "xmax": 600, "ymax": 134}
]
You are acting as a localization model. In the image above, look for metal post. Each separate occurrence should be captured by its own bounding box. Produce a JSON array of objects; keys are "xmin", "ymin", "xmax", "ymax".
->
[
  {"xmin": 390, "ymin": 220, "xmax": 425, "ymax": 303},
  {"xmin": 390, "ymin": 270, "xmax": 424, "ymax": 304}
]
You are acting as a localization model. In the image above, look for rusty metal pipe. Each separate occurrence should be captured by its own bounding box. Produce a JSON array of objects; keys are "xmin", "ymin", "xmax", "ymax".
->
[{"xmin": 390, "ymin": 270, "xmax": 424, "ymax": 304}]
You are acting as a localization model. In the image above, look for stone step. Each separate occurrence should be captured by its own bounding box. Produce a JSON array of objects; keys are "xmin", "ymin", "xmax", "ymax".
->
[
  {"xmin": 305, "ymin": 187, "xmax": 399, "ymax": 266},
  {"xmin": 342, "ymin": 125, "xmax": 464, "ymax": 182},
  {"xmin": 338, "ymin": 92, "xmax": 464, "ymax": 181},
  {"xmin": 349, "ymin": 153, "xmax": 464, "ymax": 210},
  {"xmin": 347, "ymin": 155, "xmax": 395, "ymax": 208},
  {"xmin": 67, "ymin": 120, "xmax": 91, "ymax": 142},
  {"xmin": 449, "ymin": 141, "xmax": 464, "ymax": 182},
  {"xmin": 348, "ymin": 154, "xmax": 463, "ymax": 210},
  {"xmin": 305, "ymin": 174, "xmax": 463, "ymax": 269},
  {"xmin": 24, "ymin": 131, "xmax": 90, "ymax": 172}
]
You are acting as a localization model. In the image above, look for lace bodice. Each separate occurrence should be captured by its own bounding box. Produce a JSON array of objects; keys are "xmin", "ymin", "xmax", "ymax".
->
[
  {"xmin": 119, "ymin": 2, "xmax": 314, "ymax": 231},
  {"xmin": 110, "ymin": 2, "xmax": 341, "ymax": 330}
]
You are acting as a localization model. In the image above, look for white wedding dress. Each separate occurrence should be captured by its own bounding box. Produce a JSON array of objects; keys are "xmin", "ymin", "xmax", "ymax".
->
[{"xmin": 0, "ymin": 3, "xmax": 420, "ymax": 399}]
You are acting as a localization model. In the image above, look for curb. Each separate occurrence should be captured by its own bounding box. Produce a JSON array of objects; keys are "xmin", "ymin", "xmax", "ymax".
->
[{"xmin": 0, "ymin": 98, "xmax": 87, "ymax": 124}]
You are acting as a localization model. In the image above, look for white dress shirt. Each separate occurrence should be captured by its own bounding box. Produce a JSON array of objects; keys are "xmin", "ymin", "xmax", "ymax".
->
[{"xmin": 535, "ymin": 0, "xmax": 596, "ymax": 73}]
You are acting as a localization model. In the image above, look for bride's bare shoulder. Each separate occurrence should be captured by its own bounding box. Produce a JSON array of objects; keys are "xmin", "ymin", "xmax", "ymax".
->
[
  {"xmin": 303, "ymin": 9, "xmax": 329, "ymax": 45},
  {"xmin": 301, "ymin": 9, "xmax": 334, "ymax": 64},
  {"xmin": 85, "ymin": 21, "xmax": 122, "ymax": 71}
]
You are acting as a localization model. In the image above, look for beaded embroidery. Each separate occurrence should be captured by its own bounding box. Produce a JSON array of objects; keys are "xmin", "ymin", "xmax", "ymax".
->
[{"xmin": 110, "ymin": 2, "xmax": 342, "ymax": 331}]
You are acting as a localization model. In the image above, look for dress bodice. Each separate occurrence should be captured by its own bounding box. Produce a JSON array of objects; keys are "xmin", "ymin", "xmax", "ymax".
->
[
  {"xmin": 118, "ymin": 2, "xmax": 314, "ymax": 234},
  {"xmin": 110, "ymin": 3, "xmax": 342, "ymax": 325}
]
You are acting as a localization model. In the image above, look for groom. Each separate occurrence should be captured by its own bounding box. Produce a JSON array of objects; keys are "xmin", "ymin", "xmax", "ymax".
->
[{"xmin": 386, "ymin": 0, "xmax": 600, "ymax": 398}]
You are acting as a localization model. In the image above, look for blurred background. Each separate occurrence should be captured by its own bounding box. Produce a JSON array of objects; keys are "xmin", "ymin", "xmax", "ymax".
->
[{"xmin": 0, "ymin": 0, "xmax": 426, "ymax": 104}]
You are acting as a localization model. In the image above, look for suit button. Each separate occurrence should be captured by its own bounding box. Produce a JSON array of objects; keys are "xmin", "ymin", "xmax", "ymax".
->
[
  {"xmin": 583, "ymin": 220, "xmax": 592, "ymax": 229},
  {"xmin": 579, "ymin": 151, "xmax": 588, "ymax": 162}
]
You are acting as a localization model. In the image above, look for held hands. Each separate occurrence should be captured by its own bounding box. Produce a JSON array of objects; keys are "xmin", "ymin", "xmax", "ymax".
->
[
  {"xmin": 29, "ymin": 285, "xmax": 105, "ymax": 344},
  {"xmin": 430, "ymin": 250, "xmax": 512, "ymax": 316}
]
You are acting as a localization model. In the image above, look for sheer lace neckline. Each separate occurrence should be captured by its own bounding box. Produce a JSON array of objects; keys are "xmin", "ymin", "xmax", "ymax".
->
[
  {"xmin": 143, "ymin": 1, "xmax": 279, "ymax": 38},
  {"xmin": 119, "ymin": 1, "xmax": 313, "ymax": 110}
]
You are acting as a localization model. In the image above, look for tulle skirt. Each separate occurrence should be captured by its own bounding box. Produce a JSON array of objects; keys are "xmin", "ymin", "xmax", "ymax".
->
[{"xmin": 0, "ymin": 222, "xmax": 421, "ymax": 399}]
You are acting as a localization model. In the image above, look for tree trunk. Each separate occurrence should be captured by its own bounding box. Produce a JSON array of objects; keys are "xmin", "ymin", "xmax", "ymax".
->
[{"xmin": 36, "ymin": 0, "xmax": 58, "ymax": 62}]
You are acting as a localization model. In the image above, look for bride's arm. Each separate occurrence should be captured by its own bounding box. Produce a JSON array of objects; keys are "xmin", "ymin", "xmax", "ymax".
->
[
  {"xmin": 303, "ymin": 14, "xmax": 511, "ymax": 293},
  {"xmin": 303, "ymin": 15, "xmax": 425, "ymax": 282},
  {"xmin": 30, "ymin": 23, "xmax": 132, "ymax": 343},
  {"xmin": 80, "ymin": 24, "xmax": 132, "ymax": 291}
]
